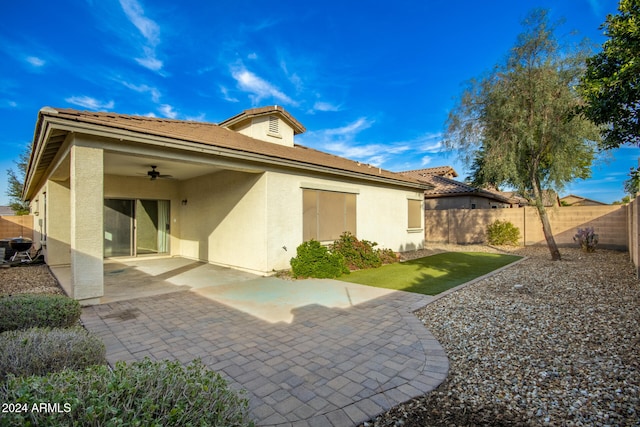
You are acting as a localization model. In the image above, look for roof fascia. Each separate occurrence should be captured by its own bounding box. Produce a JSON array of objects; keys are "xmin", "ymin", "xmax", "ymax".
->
[{"xmin": 33, "ymin": 115, "xmax": 430, "ymax": 192}]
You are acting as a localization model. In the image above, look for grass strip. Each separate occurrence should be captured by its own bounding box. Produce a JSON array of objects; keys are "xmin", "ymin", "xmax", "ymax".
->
[{"xmin": 339, "ymin": 252, "xmax": 522, "ymax": 295}]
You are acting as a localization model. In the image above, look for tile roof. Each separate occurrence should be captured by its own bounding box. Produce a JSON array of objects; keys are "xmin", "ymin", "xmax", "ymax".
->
[
  {"xmin": 420, "ymin": 175, "xmax": 516, "ymax": 204},
  {"xmin": 36, "ymin": 108, "xmax": 428, "ymax": 189},
  {"xmin": 219, "ymin": 106, "xmax": 306, "ymax": 134},
  {"xmin": 0, "ymin": 206, "xmax": 15, "ymax": 216},
  {"xmin": 400, "ymin": 166, "xmax": 458, "ymax": 180},
  {"xmin": 559, "ymin": 194, "xmax": 607, "ymax": 206}
]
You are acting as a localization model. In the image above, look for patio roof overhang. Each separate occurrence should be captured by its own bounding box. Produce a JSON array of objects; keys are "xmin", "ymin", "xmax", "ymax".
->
[{"xmin": 23, "ymin": 108, "xmax": 432, "ymax": 201}]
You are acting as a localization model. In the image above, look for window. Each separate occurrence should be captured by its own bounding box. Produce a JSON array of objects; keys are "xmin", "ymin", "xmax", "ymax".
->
[
  {"xmin": 303, "ymin": 189, "xmax": 356, "ymax": 241},
  {"xmin": 408, "ymin": 199, "xmax": 422, "ymax": 229}
]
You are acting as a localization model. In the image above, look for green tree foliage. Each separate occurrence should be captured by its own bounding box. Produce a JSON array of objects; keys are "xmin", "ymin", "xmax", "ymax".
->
[
  {"xmin": 579, "ymin": 0, "xmax": 640, "ymax": 149},
  {"xmin": 445, "ymin": 10, "xmax": 601, "ymax": 261},
  {"xmin": 6, "ymin": 145, "xmax": 30, "ymax": 215}
]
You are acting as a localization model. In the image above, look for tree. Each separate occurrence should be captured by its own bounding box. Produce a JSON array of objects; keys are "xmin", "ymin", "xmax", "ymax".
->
[
  {"xmin": 6, "ymin": 146, "xmax": 31, "ymax": 215},
  {"xmin": 445, "ymin": 10, "xmax": 601, "ymax": 260},
  {"xmin": 579, "ymin": 0, "xmax": 640, "ymax": 149}
]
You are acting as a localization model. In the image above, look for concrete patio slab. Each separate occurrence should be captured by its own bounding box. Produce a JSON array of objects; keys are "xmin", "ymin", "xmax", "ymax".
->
[{"xmin": 80, "ymin": 257, "xmax": 449, "ymax": 426}]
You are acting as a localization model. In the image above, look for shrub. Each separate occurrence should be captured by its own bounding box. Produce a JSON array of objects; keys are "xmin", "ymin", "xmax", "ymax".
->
[
  {"xmin": 574, "ymin": 227, "xmax": 598, "ymax": 252},
  {"xmin": 0, "ymin": 358, "xmax": 254, "ymax": 427},
  {"xmin": 486, "ymin": 220, "xmax": 521, "ymax": 246},
  {"xmin": 378, "ymin": 247, "xmax": 399, "ymax": 265},
  {"xmin": 0, "ymin": 327, "xmax": 106, "ymax": 380},
  {"xmin": 331, "ymin": 231, "xmax": 382, "ymax": 270},
  {"xmin": 290, "ymin": 240, "xmax": 349, "ymax": 278},
  {"xmin": 0, "ymin": 294, "xmax": 81, "ymax": 332}
]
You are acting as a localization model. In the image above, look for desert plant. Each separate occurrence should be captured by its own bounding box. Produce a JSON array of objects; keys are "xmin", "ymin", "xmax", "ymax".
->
[
  {"xmin": 290, "ymin": 240, "xmax": 349, "ymax": 278},
  {"xmin": 486, "ymin": 220, "xmax": 521, "ymax": 246},
  {"xmin": 0, "ymin": 294, "xmax": 81, "ymax": 332},
  {"xmin": 0, "ymin": 326, "xmax": 106, "ymax": 380},
  {"xmin": 331, "ymin": 231, "xmax": 382, "ymax": 270},
  {"xmin": 574, "ymin": 227, "xmax": 598, "ymax": 252},
  {"xmin": 0, "ymin": 358, "xmax": 254, "ymax": 427}
]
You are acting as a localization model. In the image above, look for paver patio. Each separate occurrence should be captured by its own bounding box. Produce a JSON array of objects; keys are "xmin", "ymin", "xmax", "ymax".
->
[{"xmin": 80, "ymin": 259, "xmax": 449, "ymax": 426}]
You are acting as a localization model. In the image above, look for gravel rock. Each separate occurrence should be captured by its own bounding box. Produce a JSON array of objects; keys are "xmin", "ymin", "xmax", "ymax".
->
[
  {"xmin": 364, "ymin": 246, "xmax": 640, "ymax": 426},
  {"xmin": 0, "ymin": 264, "xmax": 64, "ymax": 296}
]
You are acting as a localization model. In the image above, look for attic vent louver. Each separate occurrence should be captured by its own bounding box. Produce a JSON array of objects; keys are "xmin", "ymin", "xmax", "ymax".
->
[{"xmin": 268, "ymin": 116, "xmax": 279, "ymax": 134}]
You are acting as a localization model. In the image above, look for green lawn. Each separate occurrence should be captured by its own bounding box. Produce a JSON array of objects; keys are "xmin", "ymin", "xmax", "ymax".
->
[{"xmin": 338, "ymin": 252, "xmax": 522, "ymax": 295}]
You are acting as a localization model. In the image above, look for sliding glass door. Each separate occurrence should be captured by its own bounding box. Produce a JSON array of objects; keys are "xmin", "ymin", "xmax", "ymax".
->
[{"xmin": 104, "ymin": 199, "xmax": 170, "ymax": 257}]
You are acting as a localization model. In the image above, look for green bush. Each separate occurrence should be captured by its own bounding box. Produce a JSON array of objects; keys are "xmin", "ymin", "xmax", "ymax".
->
[
  {"xmin": 486, "ymin": 220, "xmax": 521, "ymax": 246},
  {"xmin": 0, "ymin": 358, "xmax": 254, "ymax": 427},
  {"xmin": 331, "ymin": 231, "xmax": 382, "ymax": 270},
  {"xmin": 290, "ymin": 240, "xmax": 349, "ymax": 278},
  {"xmin": 0, "ymin": 327, "xmax": 106, "ymax": 380},
  {"xmin": 0, "ymin": 294, "xmax": 81, "ymax": 332}
]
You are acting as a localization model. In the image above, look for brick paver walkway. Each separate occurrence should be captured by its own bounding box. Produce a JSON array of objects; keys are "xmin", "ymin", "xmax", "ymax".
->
[{"xmin": 82, "ymin": 287, "xmax": 448, "ymax": 426}]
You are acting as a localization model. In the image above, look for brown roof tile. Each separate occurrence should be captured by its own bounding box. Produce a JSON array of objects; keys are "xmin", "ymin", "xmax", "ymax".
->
[
  {"xmin": 400, "ymin": 166, "xmax": 459, "ymax": 180},
  {"xmin": 40, "ymin": 108, "xmax": 428, "ymax": 189}
]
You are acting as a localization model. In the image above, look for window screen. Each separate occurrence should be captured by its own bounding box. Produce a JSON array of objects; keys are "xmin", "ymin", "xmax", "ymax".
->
[{"xmin": 303, "ymin": 189, "xmax": 356, "ymax": 241}]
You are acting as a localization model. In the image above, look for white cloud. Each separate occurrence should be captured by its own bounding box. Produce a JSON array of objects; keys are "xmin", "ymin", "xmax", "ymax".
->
[
  {"xmin": 313, "ymin": 101, "xmax": 340, "ymax": 112},
  {"xmin": 247, "ymin": 52, "xmax": 258, "ymax": 60},
  {"xmin": 25, "ymin": 56, "xmax": 45, "ymax": 67},
  {"xmin": 118, "ymin": 0, "xmax": 163, "ymax": 71},
  {"xmin": 231, "ymin": 64, "xmax": 297, "ymax": 106},
  {"xmin": 121, "ymin": 81, "xmax": 161, "ymax": 103},
  {"xmin": 158, "ymin": 104, "xmax": 177, "ymax": 119},
  {"xmin": 420, "ymin": 156, "xmax": 433, "ymax": 166},
  {"xmin": 65, "ymin": 96, "xmax": 114, "ymax": 111},
  {"xmin": 323, "ymin": 117, "xmax": 373, "ymax": 137},
  {"xmin": 119, "ymin": 0, "xmax": 159, "ymax": 45},
  {"xmin": 220, "ymin": 85, "xmax": 239, "ymax": 103},
  {"xmin": 299, "ymin": 119, "xmax": 449, "ymax": 172}
]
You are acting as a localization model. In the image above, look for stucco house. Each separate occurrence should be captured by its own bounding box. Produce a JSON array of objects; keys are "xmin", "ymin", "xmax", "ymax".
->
[
  {"xmin": 22, "ymin": 106, "xmax": 429, "ymax": 303},
  {"xmin": 559, "ymin": 194, "xmax": 607, "ymax": 206},
  {"xmin": 400, "ymin": 167, "xmax": 517, "ymax": 209}
]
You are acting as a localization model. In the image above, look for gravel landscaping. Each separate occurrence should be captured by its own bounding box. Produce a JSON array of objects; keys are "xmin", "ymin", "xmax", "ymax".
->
[
  {"xmin": 2, "ymin": 247, "xmax": 639, "ymax": 426},
  {"xmin": 364, "ymin": 246, "xmax": 640, "ymax": 427}
]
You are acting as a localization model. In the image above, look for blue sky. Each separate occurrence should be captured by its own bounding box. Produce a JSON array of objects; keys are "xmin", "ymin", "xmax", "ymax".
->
[{"xmin": 0, "ymin": 0, "xmax": 634, "ymax": 205}]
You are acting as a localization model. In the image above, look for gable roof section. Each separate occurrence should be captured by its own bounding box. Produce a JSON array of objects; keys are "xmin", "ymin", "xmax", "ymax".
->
[
  {"xmin": 560, "ymin": 194, "xmax": 607, "ymax": 206},
  {"xmin": 24, "ymin": 108, "xmax": 431, "ymax": 199},
  {"xmin": 219, "ymin": 106, "xmax": 306, "ymax": 134},
  {"xmin": 421, "ymin": 175, "xmax": 517, "ymax": 204}
]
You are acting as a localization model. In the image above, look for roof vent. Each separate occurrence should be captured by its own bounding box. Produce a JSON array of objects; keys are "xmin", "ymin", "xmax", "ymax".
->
[{"xmin": 268, "ymin": 116, "xmax": 279, "ymax": 134}]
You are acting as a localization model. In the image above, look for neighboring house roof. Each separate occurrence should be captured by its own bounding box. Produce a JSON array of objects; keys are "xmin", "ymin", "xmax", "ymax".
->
[
  {"xmin": 421, "ymin": 175, "xmax": 517, "ymax": 204},
  {"xmin": 219, "ymin": 106, "xmax": 306, "ymax": 135},
  {"xmin": 0, "ymin": 206, "xmax": 15, "ymax": 216},
  {"xmin": 24, "ymin": 107, "xmax": 431, "ymax": 200},
  {"xmin": 400, "ymin": 166, "xmax": 459, "ymax": 180},
  {"xmin": 560, "ymin": 194, "xmax": 608, "ymax": 206},
  {"xmin": 500, "ymin": 190, "xmax": 560, "ymax": 207}
]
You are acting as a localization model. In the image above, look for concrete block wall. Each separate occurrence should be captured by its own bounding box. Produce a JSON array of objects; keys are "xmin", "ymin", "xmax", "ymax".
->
[
  {"xmin": 0, "ymin": 215, "xmax": 34, "ymax": 240},
  {"xmin": 425, "ymin": 205, "xmax": 628, "ymax": 249}
]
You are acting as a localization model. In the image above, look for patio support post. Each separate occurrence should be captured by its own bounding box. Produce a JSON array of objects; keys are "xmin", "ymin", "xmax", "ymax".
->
[{"xmin": 70, "ymin": 144, "xmax": 104, "ymax": 302}]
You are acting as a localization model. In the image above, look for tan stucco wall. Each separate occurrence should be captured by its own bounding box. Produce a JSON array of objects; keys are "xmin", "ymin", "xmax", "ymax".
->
[
  {"xmin": 264, "ymin": 171, "xmax": 425, "ymax": 271},
  {"xmin": 177, "ymin": 170, "xmax": 268, "ymax": 272},
  {"xmin": 235, "ymin": 116, "xmax": 295, "ymax": 147},
  {"xmin": 44, "ymin": 180, "xmax": 71, "ymax": 267},
  {"xmin": 69, "ymin": 144, "xmax": 104, "ymax": 301}
]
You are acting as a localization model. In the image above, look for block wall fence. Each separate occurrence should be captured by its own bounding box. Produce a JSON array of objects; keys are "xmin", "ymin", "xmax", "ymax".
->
[
  {"xmin": 0, "ymin": 215, "xmax": 34, "ymax": 240},
  {"xmin": 425, "ymin": 200, "xmax": 640, "ymax": 276}
]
